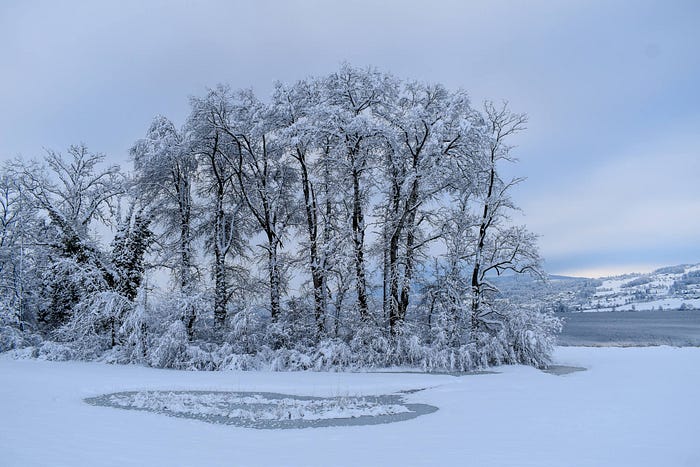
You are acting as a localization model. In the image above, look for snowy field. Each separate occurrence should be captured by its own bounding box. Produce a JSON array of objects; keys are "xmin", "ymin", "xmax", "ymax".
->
[{"xmin": 2, "ymin": 346, "xmax": 699, "ymax": 467}]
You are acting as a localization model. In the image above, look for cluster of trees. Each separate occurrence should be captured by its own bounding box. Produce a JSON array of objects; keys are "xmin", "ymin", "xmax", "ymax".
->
[{"xmin": 0, "ymin": 66, "xmax": 559, "ymax": 370}]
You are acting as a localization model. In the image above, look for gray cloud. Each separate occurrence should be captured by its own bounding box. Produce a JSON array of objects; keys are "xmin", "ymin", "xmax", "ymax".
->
[{"xmin": 1, "ymin": 0, "xmax": 698, "ymax": 276}]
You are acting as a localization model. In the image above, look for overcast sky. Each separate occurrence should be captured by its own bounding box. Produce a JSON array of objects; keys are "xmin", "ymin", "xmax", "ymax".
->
[{"xmin": 1, "ymin": 0, "xmax": 698, "ymax": 277}]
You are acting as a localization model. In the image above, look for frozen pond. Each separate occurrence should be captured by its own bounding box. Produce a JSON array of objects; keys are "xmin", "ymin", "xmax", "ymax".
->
[
  {"xmin": 85, "ymin": 390, "xmax": 438, "ymax": 429},
  {"xmin": 557, "ymin": 310, "xmax": 700, "ymax": 346}
]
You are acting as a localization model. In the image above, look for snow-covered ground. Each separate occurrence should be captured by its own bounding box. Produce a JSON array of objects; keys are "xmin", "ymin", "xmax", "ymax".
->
[
  {"xmin": 614, "ymin": 297, "xmax": 700, "ymax": 311},
  {"xmin": 2, "ymin": 347, "xmax": 699, "ymax": 466}
]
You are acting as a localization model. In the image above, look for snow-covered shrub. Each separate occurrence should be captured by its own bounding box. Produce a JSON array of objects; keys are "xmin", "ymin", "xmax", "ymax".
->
[
  {"xmin": 264, "ymin": 297, "xmax": 317, "ymax": 351},
  {"xmin": 391, "ymin": 328, "xmax": 426, "ymax": 367},
  {"xmin": 37, "ymin": 340, "xmax": 76, "ymax": 361},
  {"xmin": 0, "ymin": 325, "xmax": 38, "ymax": 352},
  {"xmin": 149, "ymin": 321, "xmax": 190, "ymax": 369},
  {"xmin": 472, "ymin": 330, "xmax": 507, "ymax": 367},
  {"xmin": 148, "ymin": 321, "xmax": 224, "ymax": 370},
  {"xmin": 0, "ymin": 303, "xmax": 40, "ymax": 352},
  {"xmin": 269, "ymin": 347, "xmax": 314, "ymax": 371},
  {"xmin": 349, "ymin": 325, "xmax": 391, "ymax": 367},
  {"xmin": 420, "ymin": 344, "xmax": 474, "ymax": 372},
  {"xmin": 220, "ymin": 347, "xmax": 262, "ymax": 370},
  {"xmin": 149, "ymin": 291, "xmax": 209, "ymax": 340},
  {"xmin": 497, "ymin": 306, "xmax": 562, "ymax": 368},
  {"xmin": 226, "ymin": 304, "xmax": 264, "ymax": 354},
  {"xmin": 182, "ymin": 342, "xmax": 219, "ymax": 371},
  {"xmin": 116, "ymin": 299, "xmax": 149, "ymax": 364},
  {"xmin": 312, "ymin": 339, "xmax": 353, "ymax": 370},
  {"xmin": 53, "ymin": 291, "xmax": 132, "ymax": 359}
]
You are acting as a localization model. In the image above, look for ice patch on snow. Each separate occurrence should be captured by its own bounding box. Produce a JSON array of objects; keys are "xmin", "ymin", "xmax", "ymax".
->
[
  {"xmin": 85, "ymin": 390, "xmax": 437, "ymax": 429},
  {"xmin": 541, "ymin": 365, "xmax": 586, "ymax": 375}
]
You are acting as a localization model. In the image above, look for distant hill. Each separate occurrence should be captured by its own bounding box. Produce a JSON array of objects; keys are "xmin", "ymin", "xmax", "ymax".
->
[{"xmin": 493, "ymin": 264, "xmax": 700, "ymax": 312}]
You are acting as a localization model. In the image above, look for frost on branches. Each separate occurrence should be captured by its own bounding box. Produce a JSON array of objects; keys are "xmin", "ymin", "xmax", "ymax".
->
[{"xmin": 1, "ymin": 65, "xmax": 560, "ymax": 371}]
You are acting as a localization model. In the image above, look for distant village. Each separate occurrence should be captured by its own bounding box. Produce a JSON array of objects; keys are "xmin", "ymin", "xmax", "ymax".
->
[{"xmin": 496, "ymin": 264, "xmax": 700, "ymax": 313}]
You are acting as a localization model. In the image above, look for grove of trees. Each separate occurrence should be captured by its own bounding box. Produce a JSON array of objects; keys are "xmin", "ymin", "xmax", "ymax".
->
[{"xmin": 0, "ymin": 65, "xmax": 560, "ymax": 371}]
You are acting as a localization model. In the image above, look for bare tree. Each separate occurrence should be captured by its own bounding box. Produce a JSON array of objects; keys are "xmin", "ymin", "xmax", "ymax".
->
[
  {"xmin": 188, "ymin": 88, "xmax": 246, "ymax": 327},
  {"xmin": 131, "ymin": 116, "xmax": 197, "ymax": 293},
  {"xmin": 378, "ymin": 83, "xmax": 468, "ymax": 333},
  {"xmin": 131, "ymin": 117, "xmax": 199, "ymax": 335},
  {"xmin": 222, "ymin": 91, "xmax": 297, "ymax": 322},
  {"xmin": 0, "ymin": 167, "xmax": 39, "ymax": 331},
  {"xmin": 20, "ymin": 146, "xmax": 123, "ymax": 329},
  {"xmin": 470, "ymin": 102, "xmax": 542, "ymax": 331},
  {"xmin": 273, "ymin": 80, "xmax": 331, "ymax": 336},
  {"xmin": 323, "ymin": 65, "xmax": 394, "ymax": 323}
]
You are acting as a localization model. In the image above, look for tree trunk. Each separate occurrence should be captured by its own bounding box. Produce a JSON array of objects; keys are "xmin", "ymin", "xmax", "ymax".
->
[
  {"xmin": 388, "ymin": 160, "xmax": 422, "ymax": 334},
  {"xmin": 387, "ymin": 169, "xmax": 403, "ymax": 333},
  {"xmin": 296, "ymin": 147, "xmax": 326, "ymax": 337},
  {"xmin": 177, "ymin": 176, "xmax": 193, "ymax": 291},
  {"xmin": 213, "ymin": 245, "xmax": 227, "ymax": 326},
  {"xmin": 388, "ymin": 227, "xmax": 401, "ymax": 332},
  {"xmin": 351, "ymin": 165, "xmax": 369, "ymax": 321},
  {"xmin": 268, "ymin": 238, "xmax": 281, "ymax": 321},
  {"xmin": 213, "ymin": 182, "xmax": 228, "ymax": 327},
  {"xmin": 471, "ymin": 153, "xmax": 496, "ymax": 331},
  {"xmin": 204, "ymin": 133, "xmax": 230, "ymax": 329},
  {"xmin": 398, "ymin": 178, "xmax": 420, "ymax": 323},
  {"xmin": 175, "ymin": 170, "xmax": 196, "ymax": 339},
  {"xmin": 398, "ymin": 215, "xmax": 417, "ymax": 322}
]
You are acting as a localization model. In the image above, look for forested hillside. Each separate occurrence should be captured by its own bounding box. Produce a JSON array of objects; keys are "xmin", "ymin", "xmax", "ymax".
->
[{"xmin": 495, "ymin": 264, "xmax": 700, "ymax": 313}]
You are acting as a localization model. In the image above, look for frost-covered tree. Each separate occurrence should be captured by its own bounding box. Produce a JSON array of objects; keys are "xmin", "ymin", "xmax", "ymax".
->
[
  {"xmin": 273, "ymin": 80, "xmax": 328, "ymax": 336},
  {"xmin": 199, "ymin": 87, "xmax": 297, "ymax": 323},
  {"xmin": 469, "ymin": 102, "xmax": 542, "ymax": 332},
  {"xmin": 0, "ymin": 165, "xmax": 42, "ymax": 334},
  {"xmin": 111, "ymin": 204, "xmax": 153, "ymax": 302},
  {"xmin": 377, "ymin": 83, "xmax": 472, "ymax": 333},
  {"xmin": 7, "ymin": 66, "xmax": 559, "ymax": 372},
  {"xmin": 188, "ymin": 87, "xmax": 247, "ymax": 327},
  {"xmin": 20, "ymin": 146, "xmax": 123, "ymax": 329},
  {"xmin": 272, "ymin": 78, "xmax": 355, "ymax": 338},
  {"xmin": 131, "ymin": 116, "xmax": 198, "ymax": 294},
  {"xmin": 322, "ymin": 65, "xmax": 393, "ymax": 324}
]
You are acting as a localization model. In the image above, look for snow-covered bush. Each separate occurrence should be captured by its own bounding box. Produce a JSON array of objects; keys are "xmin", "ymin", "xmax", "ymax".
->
[
  {"xmin": 264, "ymin": 297, "xmax": 318, "ymax": 351},
  {"xmin": 312, "ymin": 339, "xmax": 354, "ymax": 370},
  {"xmin": 0, "ymin": 325, "xmax": 23, "ymax": 352},
  {"xmin": 116, "ymin": 299, "xmax": 149, "ymax": 364},
  {"xmin": 226, "ymin": 304, "xmax": 264, "ymax": 354},
  {"xmin": 148, "ymin": 322, "xmax": 224, "ymax": 370},
  {"xmin": 349, "ymin": 325, "xmax": 392, "ymax": 368},
  {"xmin": 269, "ymin": 347, "xmax": 314, "ymax": 371},
  {"xmin": 0, "ymin": 324, "xmax": 41, "ymax": 352},
  {"xmin": 497, "ymin": 306, "xmax": 562, "ymax": 368},
  {"xmin": 51, "ymin": 291, "xmax": 132, "ymax": 360},
  {"xmin": 37, "ymin": 341, "xmax": 76, "ymax": 361},
  {"xmin": 149, "ymin": 321, "xmax": 190, "ymax": 369}
]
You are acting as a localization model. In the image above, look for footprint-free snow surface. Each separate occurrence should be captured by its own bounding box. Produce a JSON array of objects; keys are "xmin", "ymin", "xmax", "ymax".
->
[
  {"xmin": 2, "ymin": 346, "xmax": 699, "ymax": 466},
  {"xmin": 85, "ymin": 390, "xmax": 437, "ymax": 429}
]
